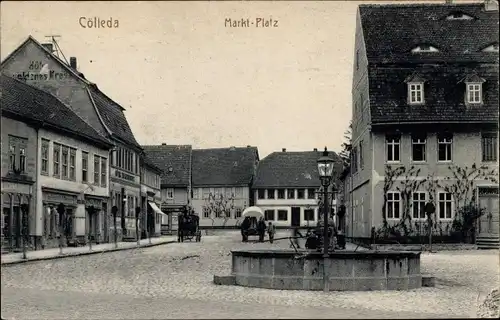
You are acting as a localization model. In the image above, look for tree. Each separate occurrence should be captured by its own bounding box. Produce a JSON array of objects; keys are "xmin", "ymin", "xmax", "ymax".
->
[
  {"xmin": 339, "ymin": 121, "xmax": 352, "ymax": 169},
  {"xmin": 204, "ymin": 192, "xmax": 235, "ymax": 227}
]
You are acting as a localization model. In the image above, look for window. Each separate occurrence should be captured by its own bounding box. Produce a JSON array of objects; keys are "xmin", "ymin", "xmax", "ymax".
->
[
  {"xmin": 411, "ymin": 135, "xmax": 427, "ymax": 162},
  {"xmin": 41, "ymin": 139, "xmax": 49, "ymax": 175},
  {"xmin": 304, "ymin": 209, "xmax": 315, "ymax": 221},
  {"xmin": 166, "ymin": 188, "xmax": 174, "ymax": 199},
  {"xmin": 117, "ymin": 148, "xmax": 122, "ymax": 168},
  {"xmin": 82, "ymin": 152, "xmax": 89, "ymax": 182},
  {"xmin": 215, "ymin": 207, "xmax": 222, "ymax": 218},
  {"xmin": 412, "ymin": 192, "xmax": 427, "ymax": 220},
  {"xmin": 264, "ymin": 210, "xmax": 275, "ymax": 221},
  {"xmin": 192, "ymin": 188, "xmax": 199, "ymax": 199},
  {"xmin": 408, "ymin": 83, "xmax": 424, "ymax": 104},
  {"xmin": 386, "ymin": 134, "xmax": 401, "ymax": 162},
  {"xmin": 277, "ymin": 210, "xmax": 288, "ymax": 221},
  {"xmin": 352, "ymin": 146, "xmax": 358, "ymax": 173},
  {"xmin": 356, "ymin": 49, "xmax": 359, "ymax": 70},
  {"xmin": 437, "ymin": 134, "xmax": 453, "ymax": 162},
  {"xmin": 297, "ymin": 189, "xmax": 305, "ymax": 199},
  {"xmin": 359, "ymin": 140, "xmax": 364, "ymax": 169},
  {"xmin": 411, "ymin": 45, "xmax": 439, "ymax": 53},
  {"xmin": 307, "ymin": 188, "xmax": 316, "ymax": 199},
  {"xmin": 9, "ymin": 144, "xmax": 16, "ymax": 171},
  {"xmin": 235, "ymin": 187, "xmax": 243, "ymax": 198},
  {"xmin": 438, "ymin": 192, "xmax": 453, "ymax": 220},
  {"xmin": 466, "ymin": 83, "xmax": 482, "ymax": 104},
  {"xmin": 277, "ymin": 189, "xmax": 285, "ymax": 199},
  {"xmin": 69, "ymin": 148, "xmax": 76, "ymax": 181},
  {"xmin": 61, "ymin": 146, "xmax": 69, "ymax": 179},
  {"xmin": 386, "ymin": 192, "xmax": 401, "ymax": 219},
  {"xmin": 267, "ymin": 189, "xmax": 275, "ymax": 199},
  {"xmin": 235, "ymin": 207, "xmax": 243, "ymax": 218},
  {"xmin": 287, "ymin": 189, "xmax": 295, "ymax": 199},
  {"xmin": 258, "ymin": 189, "xmax": 265, "ymax": 199},
  {"xmin": 446, "ymin": 12, "xmax": 474, "ymax": 20},
  {"xmin": 53, "ymin": 143, "xmax": 61, "ymax": 177},
  {"xmin": 101, "ymin": 158, "xmax": 107, "ymax": 187},
  {"xmin": 482, "ymin": 43, "xmax": 499, "ymax": 52},
  {"xmin": 482, "ymin": 132, "xmax": 498, "ymax": 162},
  {"xmin": 94, "ymin": 155, "xmax": 100, "ymax": 185},
  {"xmin": 203, "ymin": 206, "xmax": 210, "ymax": 218},
  {"xmin": 19, "ymin": 147, "xmax": 26, "ymax": 173},
  {"xmin": 202, "ymin": 188, "xmax": 210, "ymax": 199}
]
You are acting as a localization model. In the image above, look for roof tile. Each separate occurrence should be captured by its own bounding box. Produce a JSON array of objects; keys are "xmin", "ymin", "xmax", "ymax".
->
[{"xmin": 143, "ymin": 145, "xmax": 192, "ymax": 186}]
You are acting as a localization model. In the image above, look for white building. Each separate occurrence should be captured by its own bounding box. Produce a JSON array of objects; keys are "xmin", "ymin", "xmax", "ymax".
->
[{"xmin": 252, "ymin": 148, "xmax": 343, "ymax": 228}]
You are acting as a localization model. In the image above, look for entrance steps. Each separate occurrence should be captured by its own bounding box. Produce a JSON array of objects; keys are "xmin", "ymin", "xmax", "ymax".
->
[{"xmin": 477, "ymin": 236, "xmax": 500, "ymax": 249}]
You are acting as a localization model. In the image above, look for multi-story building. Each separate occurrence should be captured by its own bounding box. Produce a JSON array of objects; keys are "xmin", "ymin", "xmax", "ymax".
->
[
  {"xmin": 1, "ymin": 36, "xmax": 144, "ymax": 242},
  {"xmin": 140, "ymin": 156, "xmax": 163, "ymax": 237},
  {"xmin": 345, "ymin": 1, "xmax": 499, "ymax": 247},
  {"xmin": 143, "ymin": 144, "xmax": 192, "ymax": 233},
  {"xmin": 191, "ymin": 146, "xmax": 259, "ymax": 227},
  {"xmin": 253, "ymin": 148, "xmax": 343, "ymax": 228},
  {"xmin": 1, "ymin": 74, "xmax": 113, "ymax": 250}
]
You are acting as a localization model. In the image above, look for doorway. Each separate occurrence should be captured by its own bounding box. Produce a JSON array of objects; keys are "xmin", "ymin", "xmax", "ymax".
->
[
  {"xmin": 478, "ymin": 188, "xmax": 500, "ymax": 239},
  {"xmin": 291, "ymin": 207, "xmax": 301, "ymax": 227}
]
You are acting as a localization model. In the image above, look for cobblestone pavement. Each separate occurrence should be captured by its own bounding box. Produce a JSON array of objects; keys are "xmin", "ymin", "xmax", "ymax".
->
[{"xmin": 1, "ymin": 231, "xmax": 498, "ymax": 319}]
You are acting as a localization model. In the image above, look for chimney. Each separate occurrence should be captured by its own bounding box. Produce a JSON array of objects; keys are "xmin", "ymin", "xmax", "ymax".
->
[
  {"xmin": 69, "ymin": 57, "xmax": 77, "ymax": 70},
  {"xmin": 282, "ymin": 148, "xmax": 286, "ymax": 152},
  {"xmin": 41, "ymin": 43, "xmax": 53, "ymax": 53},
  {"xmin": 247, "ymin": 145, "xmax": 251, "ymax": 148},
  {"xmin": 314, "ymin": 148, "xmax": 318, "ymax": 151},
  {"xmin": 485, "ymin": 0, "xmax": 499, "ymax": 11},
  {"xmin": 161, "ymin": 143, "xmax": 167, "ymax": 145}
]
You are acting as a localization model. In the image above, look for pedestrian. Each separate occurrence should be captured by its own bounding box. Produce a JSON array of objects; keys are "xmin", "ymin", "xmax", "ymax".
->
[
  {"xmin": 177, "ymin": 213, "xmax": 185, "ymax": 243},
  {"xmin": 257, "ymin": 217, "xmax": 266, "ymax": 242},
  {"xmin": 267, "ymin": 221, "xmax": 276, "ymax": 244},
  {"xmin": 241, "ymin": 216, "xmax": 250, "ymax": 242}
]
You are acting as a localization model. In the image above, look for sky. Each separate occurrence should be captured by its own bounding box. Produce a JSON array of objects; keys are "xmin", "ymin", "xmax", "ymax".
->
[{"xmin": 0, "ymin": 0, "xmax": 479, "ymax": 158}]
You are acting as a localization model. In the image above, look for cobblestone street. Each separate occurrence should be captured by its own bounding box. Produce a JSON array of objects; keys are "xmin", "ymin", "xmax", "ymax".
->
[{"xmin": 1, "ymin": 232, "xmax": 499, "ymax": 319}]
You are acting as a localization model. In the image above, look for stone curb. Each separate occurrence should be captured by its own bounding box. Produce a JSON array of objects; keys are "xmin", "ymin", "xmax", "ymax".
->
[{"xmin": 1, "ymin": 240, "xmax": 177, "ymax": 266}]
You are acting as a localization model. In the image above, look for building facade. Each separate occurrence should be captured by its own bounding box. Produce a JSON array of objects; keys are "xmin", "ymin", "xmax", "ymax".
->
[
  {"xmin": 191, "ymin": 147, "xmax": 259, "ymax": 227},
  {"xmin": 253, "ymin": 148, "xmax": 343, "ymax": 228},
  {"xmin": 143, "ymin": 144, "xmax": 192, "ymax": 233},
  {"xmin": 1, "ymin": 36, "xmax": 144, "ymax": 242},
  {"xmin": 1, "ymin": 75, "xmax": 113, "ymax": 250},
  {"xmin": 140, "ymin": 156, "xmax": 163, "ymax": 237},
  {"xmin": 345, "ymin": 2, "xmax": 499, "ymax": 247}
]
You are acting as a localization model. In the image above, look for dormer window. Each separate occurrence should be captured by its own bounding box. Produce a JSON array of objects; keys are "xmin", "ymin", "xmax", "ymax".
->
[
  {"xmin": 466, "ymin": 83, "xmax": 482, "ymax": 104},
  {"xmin": 445, "ymin": 12, "xmax": 474, "ymax": 20},
  {"xmin": 411, "ymin": 45, "xmax": 439, "ymax": 53},
  {"xmin": 459, "ymin": 74, "xmax": 486, "ymax": 105},
  {"xmin": 405, "ymin": 74, "xmax": 426, "ymax": 104},
  {"xmin": 482, "ymin": 43, "xmax": 499, "ymax": 52}
]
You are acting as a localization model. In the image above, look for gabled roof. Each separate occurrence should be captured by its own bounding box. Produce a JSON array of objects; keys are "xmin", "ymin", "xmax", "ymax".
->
[
  {"xmin": 142, "ymin": 155, "xmax": 163, "ymax": 174},
  {"xmin": 369, "ymin": 65, "xmax": 499, "ymax": 124},
  {"xmin": 253, "ymin": 150, "xmax": 343, "ymax": 188},
  {"xmin": 191, "ymin": 147, "xmax": 258, "ymax": 186},
  {"xmin": 2, "ymin": 36, "xmax": 141, "ymax": 149},
  {"xmin": 1, "ymin": 74, "xmax": 113, "ymax": 148},
  {"xmin": 359, "ymin": 3, "xmax": 499, "ymax": 64},
  {"xmin": 143, "ymin": 145, "xmax": 192, "ymax": 187}
]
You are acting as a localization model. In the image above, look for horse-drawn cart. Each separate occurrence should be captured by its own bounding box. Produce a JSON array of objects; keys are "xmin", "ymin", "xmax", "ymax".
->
[{"xmin": 178, "ymin": 213, "xmax": 201, "ymax": 242}]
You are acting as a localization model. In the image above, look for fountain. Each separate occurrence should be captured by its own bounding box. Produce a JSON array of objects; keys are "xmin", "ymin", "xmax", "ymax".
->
[{"xmin": 215, "ymin": 147, "xmax": 423, "ymax": 291}]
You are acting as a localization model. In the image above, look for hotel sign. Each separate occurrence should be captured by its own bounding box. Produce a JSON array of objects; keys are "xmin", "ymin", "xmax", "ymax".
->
[
  {"xmin": 11, "ymin": 60, "xmax": 69, "ymax": 81},
  {"xmin": 115, "ymin": 169, "xmax": 135, "ymax": 182}
]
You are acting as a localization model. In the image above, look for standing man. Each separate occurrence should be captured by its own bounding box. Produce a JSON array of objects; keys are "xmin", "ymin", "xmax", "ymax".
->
[
  {"xmin": 257, "ymin": 217, "xmax": 266, "ymax": 242},
  {"xmin": 267, "ymin": 221, "xmax": 276, "ymax": 244},
  {"xmin": 177, "ymin": 212, "xmax": 184, "ymax": 243}
]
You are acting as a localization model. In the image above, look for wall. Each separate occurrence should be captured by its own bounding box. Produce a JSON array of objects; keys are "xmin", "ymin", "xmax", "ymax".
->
[
  {"xmin": 192, "ymin": 186, "xmax": 250, "ymax": 227},
  {"xmin": 161, "ymin": 187, "xmax": 188, "ymax": 205},
  {"xmin": 1, "ymin": 40, "xmax": 106, "ymax": 135},
  {"xmin": 369, "ymin": 130, "xmax": 499, "ymax": 234},
  {"xmin": 1, "ymin": 116, "xmax": 38, "ymax": 235}
]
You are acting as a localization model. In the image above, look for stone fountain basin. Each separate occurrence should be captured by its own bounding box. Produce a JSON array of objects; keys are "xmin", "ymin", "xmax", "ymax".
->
[{"xmin": 231, "ymin": 249, "xmax": 421, "ymax": 291}]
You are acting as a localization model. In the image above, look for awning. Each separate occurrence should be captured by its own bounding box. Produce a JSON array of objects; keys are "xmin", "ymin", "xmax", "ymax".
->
[{"xmin": 148, "ymin": 202, "xmax": 167, "ymax": 216}]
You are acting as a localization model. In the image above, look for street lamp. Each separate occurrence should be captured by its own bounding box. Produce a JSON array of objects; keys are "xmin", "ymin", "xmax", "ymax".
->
[{"xmin": 317, "ymin": 147, "xmax": 335, "ymax": 293}]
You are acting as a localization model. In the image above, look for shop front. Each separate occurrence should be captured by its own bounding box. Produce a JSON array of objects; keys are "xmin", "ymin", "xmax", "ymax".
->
[
  {"xmin": 1, "ymin": 179, "xmax": 34, "ymax": 252},
  {"xmin": 83, "ymin": 195, "xmax": 108, "ymax": 244},
  {"xmin": 147, "ymin": 193, "xmax": 164, "ymax": 237},
  {"xmin": 41, "ymin": 187, "xmax": 79, "ymax": 249},
  {"xmin": 160, "ymin": 203, "xmax": 185, "ymax": 233}
]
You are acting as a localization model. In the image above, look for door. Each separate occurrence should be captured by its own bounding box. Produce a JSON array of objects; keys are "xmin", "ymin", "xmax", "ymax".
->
[
  {"xmin": 291, "ymin": 207, "xmax": 301, "ymax": 227},
  {"xmin": 478, "ymin": 188, "xmax": 500, "ymax": 238}
]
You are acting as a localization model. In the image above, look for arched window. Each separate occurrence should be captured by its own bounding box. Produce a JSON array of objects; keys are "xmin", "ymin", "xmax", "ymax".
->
[
  {"xmin": 411, "ymin": 45, "xmax": 440, "ymax": 53},
  {"xmin": 445, "ymin": 11, "xmax": 474, "ymax": 20}
]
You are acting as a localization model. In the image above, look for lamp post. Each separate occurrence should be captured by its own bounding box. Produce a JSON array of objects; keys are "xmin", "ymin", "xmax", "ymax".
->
[
  {"xmin": 57, "ymin": 203, "xmax": 66, "ymax": 255},
  {"xmin": 88, "ymin": 206, "xmax": 95, "ymax": 251},
  {"xmin": 20, "ymin": 202, "xmax": 29, "ymax": 260},
  {"xmin": 112, "ymin": 205, "xmax": 118, "ymax": 248},
  {"xmin": 317, "ymin": 147, "xmax": 335, "ymax": 293},
  {"xmin": 121, "ymin": 193, "xmax": 127, "ymax": 237}
]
